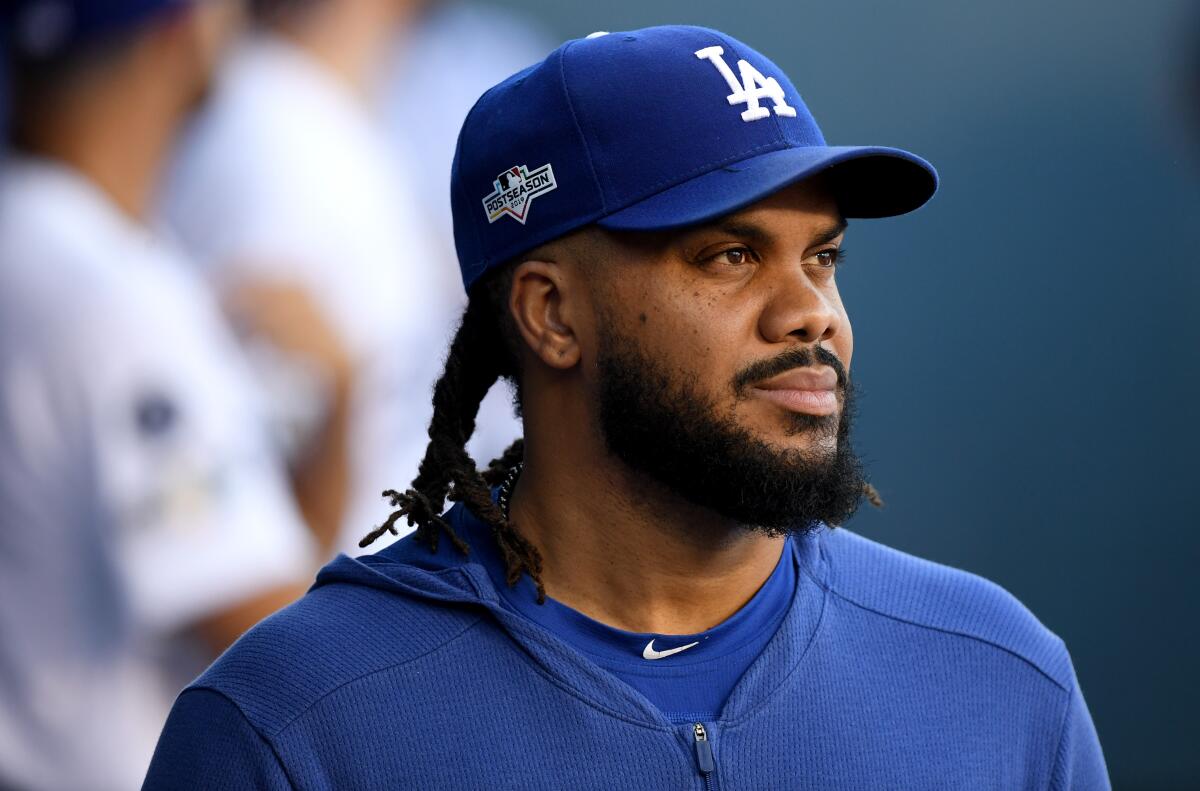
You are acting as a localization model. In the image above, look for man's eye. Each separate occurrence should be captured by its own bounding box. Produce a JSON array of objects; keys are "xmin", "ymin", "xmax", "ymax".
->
[
  {"xmin": 715, "ymin": 247, "xmax": 752, "ymax": 266},
  {"xmin": 814, "ymin": 248, "xmax": 846, "ymax": 268}
]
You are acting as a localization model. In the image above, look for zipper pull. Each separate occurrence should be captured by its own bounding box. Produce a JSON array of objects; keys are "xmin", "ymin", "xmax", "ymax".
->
[{"xmin": 693, "ymin": 722, "xmax": 715, "ymax": 774}]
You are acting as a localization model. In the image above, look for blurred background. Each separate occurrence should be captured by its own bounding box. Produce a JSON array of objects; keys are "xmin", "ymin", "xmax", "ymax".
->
[{"xmin": 1, "ymin": 0, "xmax": 1197, "ymax": 788}]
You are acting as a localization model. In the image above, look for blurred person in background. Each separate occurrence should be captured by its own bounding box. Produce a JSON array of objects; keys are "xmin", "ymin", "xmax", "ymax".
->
[
  {"xmin": 382, "ymin": 0, "xmax": 551, "ymax": 256},
  {"xmin": 0, "ymin": 1, "xmax": 323, "ymax": 788},
  {"xmin": 162, "ymin": 0, "xmax": 517, "ymax": 556}
]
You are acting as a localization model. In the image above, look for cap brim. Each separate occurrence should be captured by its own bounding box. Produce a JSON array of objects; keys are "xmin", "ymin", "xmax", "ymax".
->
[{"xmin": 597, "ymin": 145, "xmax": 937, "ymax": 231}]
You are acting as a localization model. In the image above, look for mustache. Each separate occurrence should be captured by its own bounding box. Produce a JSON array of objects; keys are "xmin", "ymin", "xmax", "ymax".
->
[{"xmin": 733, "ymin": 344, "xmax": 849, "ymax": 396}]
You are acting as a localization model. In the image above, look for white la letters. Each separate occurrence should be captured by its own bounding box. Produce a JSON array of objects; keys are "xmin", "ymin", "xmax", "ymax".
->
[{"xmin": 694, "ymin": 45, "xmax": 797, "ymax": 122}]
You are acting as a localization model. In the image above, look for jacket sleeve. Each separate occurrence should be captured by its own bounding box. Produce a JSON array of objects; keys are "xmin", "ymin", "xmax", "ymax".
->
[
  {"xmin": 1049, "ymin": 677, "xmax": 1110, "ymax": 791},
  {"xmin": 142, "ymin": 688, "xmax": 293, "ymax": 790}
]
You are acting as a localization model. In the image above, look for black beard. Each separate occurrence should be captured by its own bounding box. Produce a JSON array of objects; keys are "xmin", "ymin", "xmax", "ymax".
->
[{"xmin": 595, "ymin": 327, "xmax": 866, "ymax": 535}]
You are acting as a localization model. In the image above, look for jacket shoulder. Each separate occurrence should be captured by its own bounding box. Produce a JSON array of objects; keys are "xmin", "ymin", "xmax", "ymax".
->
[
  {"xmin": 191, "ymin": 564, "xmax": 482, "ymax": 738},
  {"xmin": 819, "ymin": 528, "xmax": 1072, "ymax": 689}
]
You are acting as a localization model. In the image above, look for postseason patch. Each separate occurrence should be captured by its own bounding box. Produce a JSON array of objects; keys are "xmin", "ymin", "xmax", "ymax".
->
[{"xmin": 482, "ymin": 163, "xmax": 557, "ymax": 224}]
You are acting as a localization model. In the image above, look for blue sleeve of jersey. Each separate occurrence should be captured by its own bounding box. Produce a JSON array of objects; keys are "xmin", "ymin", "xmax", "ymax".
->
[
  {"xmin": 142, "ymin": 688, "xmax": 293, "ymax": 790},
  {"xmin": 1050, "ymin": 678, "xmax": 1110, "ymax": 791}
]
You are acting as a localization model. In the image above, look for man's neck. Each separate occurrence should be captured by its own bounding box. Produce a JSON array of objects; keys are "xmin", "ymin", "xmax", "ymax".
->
[{"xmin": 508, "ymin": 437, "xmax": 787, "ymax": 635}]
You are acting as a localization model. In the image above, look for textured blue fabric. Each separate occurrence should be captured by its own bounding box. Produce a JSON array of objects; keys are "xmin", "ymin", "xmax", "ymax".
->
[
  {"xmin": 144, "ymin": 505, "xmax": 1110, "ymax": 789},
  {"xmin": 450, "ymin": 504, "xmax": 796, "ymax": 722},
  {"xmin": 451, "ymin": 25, "xmax": 938, "ymax": 290}
]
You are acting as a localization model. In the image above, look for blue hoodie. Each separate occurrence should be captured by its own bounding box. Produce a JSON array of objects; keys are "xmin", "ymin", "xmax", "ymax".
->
[{"xmin": 143, "ymin": 504, "xmax": 1108, "ymax": 789}]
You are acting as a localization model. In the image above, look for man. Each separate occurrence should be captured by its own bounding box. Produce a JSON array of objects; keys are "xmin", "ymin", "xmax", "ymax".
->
[
  {"xmin": 0, "ymin": 2, "xmax": 321, "ymax": 787},
  {"xmin": 161, "ymin": 0, "xmax": 517, "ymax": 556},
  {"xmin": 145, "ymin": 26, "xmax": 1109, "ymax": 789}
]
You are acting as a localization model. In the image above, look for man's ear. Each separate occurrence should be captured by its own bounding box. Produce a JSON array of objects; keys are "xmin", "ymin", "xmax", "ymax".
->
[{"xmin": 509, "ymin": 260, "xmax": 582, "ymax": 370}]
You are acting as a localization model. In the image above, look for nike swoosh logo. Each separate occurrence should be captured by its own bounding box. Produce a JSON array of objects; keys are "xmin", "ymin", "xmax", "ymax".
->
[{"xmin": 642, "ymin": 639, "xmax": 700, "ymax": 660}]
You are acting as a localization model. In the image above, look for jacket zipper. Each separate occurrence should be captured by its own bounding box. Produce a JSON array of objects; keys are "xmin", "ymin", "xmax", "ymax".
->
[{"xmin": 692, "ymin": 722, "xmax": 715, "ymax": 790}]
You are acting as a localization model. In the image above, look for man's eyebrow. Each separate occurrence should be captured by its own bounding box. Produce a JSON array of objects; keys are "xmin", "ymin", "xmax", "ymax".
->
[{"xmin": 809, "ymin": 219, "xmax": 848, "ymax": 247}]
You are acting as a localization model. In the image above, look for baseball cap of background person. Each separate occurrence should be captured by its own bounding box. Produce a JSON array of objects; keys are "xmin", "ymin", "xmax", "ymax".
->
[
  {"xmin": 1, "ymin": 0, "xmax": 192, "ymax": 60},
  {"xmin": 451, "ymin": 24, "xmax": 938, "ymax": 291}
]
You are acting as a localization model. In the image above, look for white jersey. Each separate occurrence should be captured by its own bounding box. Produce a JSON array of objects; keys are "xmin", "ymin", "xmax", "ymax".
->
[
  {"xmin": 0, "ymin": 157, "xmax": 315, "ymax": 790},
  {"xmin": 162, "ymin": 34, "xmax": 517, "ymax": 555}
]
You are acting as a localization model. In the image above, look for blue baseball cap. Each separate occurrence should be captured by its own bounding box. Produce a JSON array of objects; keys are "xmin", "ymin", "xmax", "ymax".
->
[
  {"xmin": 3, "ymin": 0, "xmax": 192, "ymax": 59},
  {"xmin": 451, "ymin": 25, "xmax": 938, "ymax": 291}
]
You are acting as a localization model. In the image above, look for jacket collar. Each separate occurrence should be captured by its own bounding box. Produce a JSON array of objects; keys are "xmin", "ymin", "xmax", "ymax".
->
[{"xmin": 313, "ymin": 503, "xmax": 830, "ymax": 728}]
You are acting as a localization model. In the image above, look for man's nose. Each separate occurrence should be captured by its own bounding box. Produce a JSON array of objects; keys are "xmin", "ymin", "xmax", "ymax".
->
[{"xmin": 757, "ymin": 268, "xmax": 842, "ymax": 344}]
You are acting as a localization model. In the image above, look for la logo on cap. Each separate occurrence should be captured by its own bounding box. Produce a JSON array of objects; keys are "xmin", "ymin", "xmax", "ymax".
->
[{"xmin": 695, "ymin": 46, "xmax": 797, "ymax": 122}]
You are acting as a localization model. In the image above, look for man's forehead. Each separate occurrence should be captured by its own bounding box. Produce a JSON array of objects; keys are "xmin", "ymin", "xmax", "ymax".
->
[
  {"xmin": 554, "ymin": 178, "xmax": 845, "ymax": 267},
  {"xmin": 725, "ymin": 174, "xmax": 840, "ymax": 219}
]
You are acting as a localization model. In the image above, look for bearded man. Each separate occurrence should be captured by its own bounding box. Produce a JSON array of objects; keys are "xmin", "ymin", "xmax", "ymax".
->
[{"xmin": 144, "ymin": 25, "xmax": 1109, "ymax": 790}]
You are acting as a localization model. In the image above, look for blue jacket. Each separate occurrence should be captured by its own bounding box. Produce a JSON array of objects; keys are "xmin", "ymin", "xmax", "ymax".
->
[{"xmin": 144, "ymin": 505, "xmax": 1108, "ymax": 789}]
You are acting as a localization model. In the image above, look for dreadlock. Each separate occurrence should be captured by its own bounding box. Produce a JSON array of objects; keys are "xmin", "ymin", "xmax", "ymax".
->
[{"xmin": 359, "ymin": 266, "xmax": 546, "ymax": 600}]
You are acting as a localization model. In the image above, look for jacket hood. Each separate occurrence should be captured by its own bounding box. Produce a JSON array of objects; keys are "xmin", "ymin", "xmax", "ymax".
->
[{"xmin": 311, "ymin": 503, "xmax": 504, "ymax": 608}]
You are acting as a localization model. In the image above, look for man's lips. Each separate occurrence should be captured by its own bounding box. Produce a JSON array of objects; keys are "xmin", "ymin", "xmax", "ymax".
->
[{"xmin": 749, "ymin": 367, "xmax": 840, "ymax": 416}]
